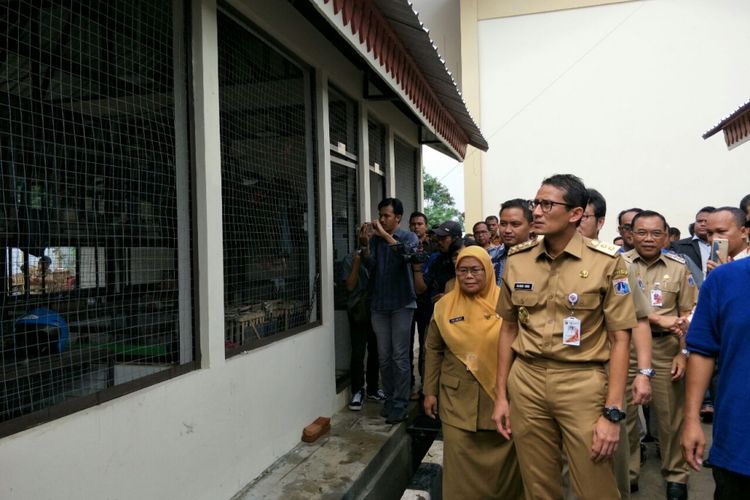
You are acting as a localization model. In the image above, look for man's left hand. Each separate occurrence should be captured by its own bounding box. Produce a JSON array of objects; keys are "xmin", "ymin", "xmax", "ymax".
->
[
  {"xmin": 371, "ymin": 220, "xmax": 388, "ymax": 238},
  {"xmin": 671, "ymin": 354, "xmax": 687, "ymax": 381},
  {"xmin": 591, "ymin": 416, "xmax": 619, "ymax": 462},
  {"xmin": 632, "ymin": 375, "xmax": 652, "ymax": 405}
]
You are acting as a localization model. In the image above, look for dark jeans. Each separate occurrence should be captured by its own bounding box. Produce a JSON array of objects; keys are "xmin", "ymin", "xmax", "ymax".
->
[
  {"xmin": 713, "ymin": 466, "xmax": 750, "ymax": 500},
  {"xmin": 409, "ymin": 301, "xmax": 432, "ymax": 389},
  {"xmin": 348, "ymin": 311, "xmax": 379, "ymax": 394},
  {"xmin": 371, "ymin": 308, "xmax": 415, "ymax": 412}
]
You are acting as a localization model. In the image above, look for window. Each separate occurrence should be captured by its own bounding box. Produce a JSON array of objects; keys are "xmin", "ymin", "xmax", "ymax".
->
[
  {"xmin": 368, "ymin": 120, "xmax": 386, "ymax": 218},
  {"xmin": 394, "ymin": 137, "xmax": 419, "ymax": 222},
  {"xmin": 0, "ymin": 0, "xmax": 193, "ymax": 434},
  {"xmin": 218, "ymin": 8, "xmax": 319, "ymax": 355}
]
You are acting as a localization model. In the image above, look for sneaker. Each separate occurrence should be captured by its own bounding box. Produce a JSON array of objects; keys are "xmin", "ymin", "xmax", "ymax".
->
[
  {"xmin": 348, "ymin": 389, "xmax": 365, "ymax": 411},
  {"xmin": 367, "ymin": 389, "xmax": 386, "ymax": 402}
]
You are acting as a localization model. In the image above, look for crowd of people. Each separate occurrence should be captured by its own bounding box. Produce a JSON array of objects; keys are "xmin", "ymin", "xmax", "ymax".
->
[{"xmin": 339, "ymin": 174, "xmax": 750, "ymax": 500}]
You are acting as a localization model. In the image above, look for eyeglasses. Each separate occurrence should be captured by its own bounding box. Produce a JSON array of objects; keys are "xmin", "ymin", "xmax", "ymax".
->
[
  {"xmin": 581, "ymin": 213, "xmax": 596, "ymax": 220},
  {"xmin": 619, "ymin": 224, "xmax": 633, "ymax": 232},
  {"xmin": 633, "ymin": 229, "xmax": 666, "ymax": 239},
  {"xmin": 456, "ymin": 267, "xmax": 485, "ymax": 276},
  {"xmin": 528, "ymin": 199, "xmax": 570, "ymax": 213}
]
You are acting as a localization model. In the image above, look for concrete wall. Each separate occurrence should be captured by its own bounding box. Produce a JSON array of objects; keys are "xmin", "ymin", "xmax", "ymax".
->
[
  {"xmin": 477, "ymin": 0, "xmax": 750, "ymax": 241},
  {"xmin": 0, "ymin": 1, "xmax": 423, "ymax": 499}
]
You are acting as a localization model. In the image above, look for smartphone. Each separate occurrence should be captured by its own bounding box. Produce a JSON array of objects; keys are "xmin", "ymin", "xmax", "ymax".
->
[{"xmin": 710, "ymin": 238, "xmax": 729, "ymax": 263}]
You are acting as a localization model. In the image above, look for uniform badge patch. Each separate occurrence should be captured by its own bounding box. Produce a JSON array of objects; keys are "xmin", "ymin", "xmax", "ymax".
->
[
  {"xmin": 687, "ymin": 275, "xmax": 695, "ymax": 287},
  {"xmin": 637, "ymin": 277, "xmax": 645, "ymax": 290},
  {"xmin": 514, "ymin": 282, "xmax": 533, "ymax": 291},
  {"xmin": 449, "ymin": 316, "xmax": 465, "ymax": 324},
  {"xmin": 613, "ymin": 277, "xmax": 631, "ymax": 295},
  {"xmin": 613, "ymin": 268, "xmax": 628, "ymax": 278}
]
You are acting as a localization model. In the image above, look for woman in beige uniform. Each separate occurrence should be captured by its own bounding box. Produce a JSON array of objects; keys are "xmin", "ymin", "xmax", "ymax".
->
[{"xmin": 423, "ymin": 246, "xmax": 523, "ymax": 499}]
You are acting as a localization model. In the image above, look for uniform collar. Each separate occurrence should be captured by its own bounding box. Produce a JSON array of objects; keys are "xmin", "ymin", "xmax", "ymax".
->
[
  {"xmin": 628, "ymin": 248, "xmax": 667, "ymax": 267},
  {"xmin": 535, "ymin": 231, "xmax": 584, "ymax": 261}
]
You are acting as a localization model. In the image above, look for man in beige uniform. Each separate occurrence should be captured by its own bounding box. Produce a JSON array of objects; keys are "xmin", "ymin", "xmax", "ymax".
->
[
  {"xmin": 623, "ymin": 210, "xmax": 697, "ymax": 500},
  {"xmin": 578, "ymin": 188, "xmax": 654, "ymax": 500},
  {"xmin": 492, "ymin": 175, "xmax": 637, "ymax": 500}
]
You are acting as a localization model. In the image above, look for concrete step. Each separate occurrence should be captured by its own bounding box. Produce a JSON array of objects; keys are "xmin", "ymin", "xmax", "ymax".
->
[{"xmin": 232, "ymin": 400, "xmax": 420, "ymax": 500}]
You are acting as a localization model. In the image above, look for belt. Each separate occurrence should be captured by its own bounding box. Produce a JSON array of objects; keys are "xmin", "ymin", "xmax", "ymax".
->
[
  {"xmin": 516, "ymin": 355, "xmax": 604, "ymax": 371},
  {"xmin": 651, "ymin": 330, "xmax": 673, "ymax": 338}
]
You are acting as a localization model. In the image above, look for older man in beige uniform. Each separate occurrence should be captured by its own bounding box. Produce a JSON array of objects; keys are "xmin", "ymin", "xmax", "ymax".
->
[
  {"xmin": 493, "ymin": 174, "xmax": 637, "ymax": 500},
  {"xmin": 623, "ymin": 210, "xmax": 697, "ymax": 500}
]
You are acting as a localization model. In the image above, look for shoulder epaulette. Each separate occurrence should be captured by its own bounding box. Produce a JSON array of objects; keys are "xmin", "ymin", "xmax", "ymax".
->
[
  {"xmin": 508, "ymin": 238, "xmax": 540, "ymax": 256},
  {"xmin": 588, "ymin": 239, "xmax": 620, "ymax": 257},
  {"xmin": 664, "ymin": 251, "xmax": 686, "ymax": 265}
]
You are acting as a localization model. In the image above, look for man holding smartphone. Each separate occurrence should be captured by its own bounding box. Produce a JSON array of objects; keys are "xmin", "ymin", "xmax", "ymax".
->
[{"xmin": 706, "ymin": 207, "xmax": 750, "ymax": 272}]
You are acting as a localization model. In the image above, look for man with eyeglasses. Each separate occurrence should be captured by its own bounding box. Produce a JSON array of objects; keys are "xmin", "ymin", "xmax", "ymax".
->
[
  {"xmin": 578, "ymin": 188, "xmax": 654, "ymax": 500},
  {"xmin": 492, "ymin": 174, "xmax": 636, "ymax": 500},
  {"xmin": 618, "ymin": 208, "xmax": 644, "ymax": 252},
  {"xmin": 623, "ymin": 210, "xmax": 697, "ymax": 500}
]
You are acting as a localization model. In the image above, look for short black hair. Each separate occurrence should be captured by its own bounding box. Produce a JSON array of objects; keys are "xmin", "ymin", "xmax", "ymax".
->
[
  {"xmin": 631, "ymin": 210, "xmax": 668, "ymax": 231},
  {"xmin": 713, "ymin": 206, "xmax": 747, "ymax": 228},
  {"xmin": 688, "ymin": 223, "xmax": 695, "ymax": 237},
  {"xmin": 378, "ymin": 197, "xmax": 404, "ymax": 216},
  {"xmin": 586, "ymin": 188, "xmax": 607, "ymax": 218},
  {"xmin": 541, "ymin": 174, "xmax": 588, "ymax": 210},
  {"xmin": 668, "ymin": 227, "xmax": 681, "ymax": 238},
  {"xmin": 617, "ymin": 208, "xmax": 643, "ymax": 226},
  {"xmin": 473, "ymin": 221, "xmax": 489, "ymax": 233},
  {"xmin": 740, "ymin": 194, "xmax": 750, "ymax": 214},
  {"xmin": 500, "ymin": 198, "xmax": 533, "ymax": 223},
  {"xmin": 696, "ymin": 206, "xmax": 716, "ymax": 217},
  {"xmin": 485, "ymin": 215, "xmax": 498, "ymax": 224},
  {"xmin": 409, "ymin": 211, "xmax": 427, "ymax": 224}
]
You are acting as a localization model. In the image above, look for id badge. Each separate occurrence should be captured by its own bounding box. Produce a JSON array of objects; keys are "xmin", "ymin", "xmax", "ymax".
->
[
  {"xmin": 563, "ymin": 316, "xmax": 581, "ymax": 346},
  {"xmin": 650, "ymin": 289, "xmax": 663, "ymax": 308}
]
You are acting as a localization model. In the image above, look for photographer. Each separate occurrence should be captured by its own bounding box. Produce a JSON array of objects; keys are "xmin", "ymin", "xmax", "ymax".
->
[{"xmin": 361, "ymin": 198, "xmax": 420, "ymax": 424}]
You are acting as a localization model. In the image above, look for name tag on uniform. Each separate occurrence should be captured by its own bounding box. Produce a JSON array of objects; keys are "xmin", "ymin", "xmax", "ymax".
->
[
  {"xmin": 563, "ymin": 317, "xmax": 581, "ymax": 346},
  {"xmin": 650, "ymin": 289, "xmax": 663, "ymax": 308},
  {"xmin": 514, "ymin": 282, "xmax": 533, "ymax": 290},
  {"xmin": 449, "ymin": 316, "xmax": 465, "ymax": 324}
]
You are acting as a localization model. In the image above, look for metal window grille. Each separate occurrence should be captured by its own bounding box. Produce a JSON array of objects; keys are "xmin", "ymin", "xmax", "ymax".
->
[
  {"xmin": 368, "ymin": 119, "xmax": 385, "ymax": 170},
  {"xmin": 218, "ymin": 9, "xmax": 319, "ymax": 355},
  {"xmin": 394, "ymin": 138, "xmax": 418, "ymax": 224},
  {"xmin": 0, "ymin": 0, "xmax": 193, "ymax": 433},
  {"xmin": 370, "ymin": 171, "xmax": 385, "ymax": 220},
  {"xmin": 328, "ymin": 87, "xmax": 359, "ymax": 159},
  {"xmin": 328, "ymin": 87, "xmax": 359, "ymax": 310}
]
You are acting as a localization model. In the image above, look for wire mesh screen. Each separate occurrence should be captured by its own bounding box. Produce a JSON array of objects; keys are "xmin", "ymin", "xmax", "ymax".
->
[
  {"xmin": 0, "ymin": 0, "xmax": 192, "ymax": 429},
  {"xmin": 394, "ymin": 138, "xmax": 418, "ymax": 226},
  {"xmin": 331, "ymin": 163, "xmax": 357, "ymax": 310},
  {"xmin": 218, "ymin": 9, "xmax": 319, "ymax": 354},
  {"xmin": 328, "ymin": 87, "xmax": 359, "ymax": 159},
  {"xmin": 368, "ymin": 120, "xmax": 385, "ymax": 171},
  {"xmin": 370, "ymin": 171, "xmax": 385, "ymax": 221}
]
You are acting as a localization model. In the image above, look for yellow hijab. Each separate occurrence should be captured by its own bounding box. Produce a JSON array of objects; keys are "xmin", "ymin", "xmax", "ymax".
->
[{"xmin": 433, "ymin": 245, "xmax": 502, "ymax": 400}]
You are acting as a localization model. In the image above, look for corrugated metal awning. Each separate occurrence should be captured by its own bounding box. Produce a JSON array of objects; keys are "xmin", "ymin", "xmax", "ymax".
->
[
  {"xmin": 309, "ymin": 0, "xmax": 487, "ymax": 160},
  {"xmin": 703, "ymin": 98, "xmax": 750, "ymax": 150}
]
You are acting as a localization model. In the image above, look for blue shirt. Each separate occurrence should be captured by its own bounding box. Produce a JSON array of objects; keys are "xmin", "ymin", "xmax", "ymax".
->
[
  {"xmin": 686, "ymin": 258, "xmax": 750, "ymax": 476},
  {"xmin": 366, "ymin": 228, "xmax": 418, "ymax": 312},
  {"xmin": 339, "ymin": 253, "xmax": 370, "ymax": 310},
  {"xmin": 489, "ymin": 244, "xmax": 507, "ymax": 286}
]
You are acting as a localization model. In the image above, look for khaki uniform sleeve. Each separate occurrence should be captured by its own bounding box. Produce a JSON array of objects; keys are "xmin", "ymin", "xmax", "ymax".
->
[
  {"xmin": 628, "ymin": 266, "xmax": 651, "ymax": 319},
  {"xmin": 678, "ymin": 264, "xmax": 698, "ymax": 314},
  {"xmin": 495, "ymin": 271, "xmax": 516, "ymax": 322},
  {"xmin": 603, "ymin": 255, "xmax": 638, "ymax": 332},
  {"xmin": 423, "ymin": 320, "xmax": 445, "ymax": 397}
]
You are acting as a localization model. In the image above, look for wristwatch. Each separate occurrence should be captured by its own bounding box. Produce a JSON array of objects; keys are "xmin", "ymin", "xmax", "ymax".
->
[
  {"xmin": 637, "ymin": 368, "xmax": 655, "ymax": 378},
  {"xmin": 603, "ymin": 406, "xmax": 626, "ymax": 423},
  {"xmin": 680, "ymin": 348, "xmax": 690, "ymax": 358}
]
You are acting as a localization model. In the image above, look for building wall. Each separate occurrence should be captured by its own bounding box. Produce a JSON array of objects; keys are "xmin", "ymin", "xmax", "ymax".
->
[
  {"xmin": 476, "ymin": 0, "xmax": 750, "ymax": 241},
  {"xmin": 0, "ymin": 0, "xmax": 423, "ymax": 499}
]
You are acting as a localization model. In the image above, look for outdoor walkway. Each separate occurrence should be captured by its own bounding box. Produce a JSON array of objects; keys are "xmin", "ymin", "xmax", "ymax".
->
[{"xmin": 632, "ymin": 421, "xmax": 714, "ymax": 499}]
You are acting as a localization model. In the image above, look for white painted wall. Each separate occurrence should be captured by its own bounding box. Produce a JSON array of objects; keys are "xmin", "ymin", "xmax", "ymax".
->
[
  {"xmin": 0, "ymin": 0, "xmax": 425, "ymax": 498},
  {"xmin": 478, "ymin": 0, "xmax": 750, "ymax": 242}
]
